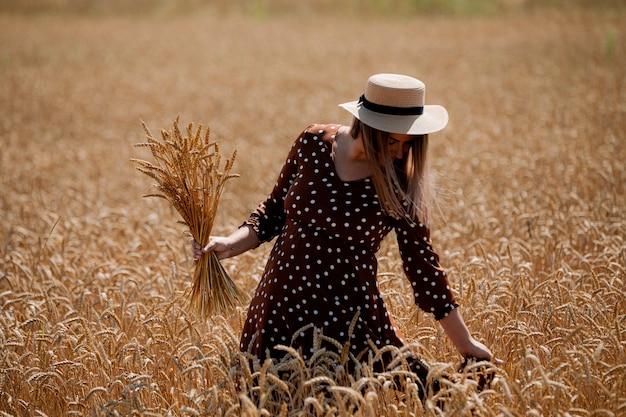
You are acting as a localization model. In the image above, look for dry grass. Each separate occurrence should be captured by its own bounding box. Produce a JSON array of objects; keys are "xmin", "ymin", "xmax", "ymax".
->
[
  {"xmin": 0, "ymin": 4, "xmax": 624, "ymax": 416},
  {"xmin": 131, "ymin": 117, "xmax": 244, "ymax": 318}
]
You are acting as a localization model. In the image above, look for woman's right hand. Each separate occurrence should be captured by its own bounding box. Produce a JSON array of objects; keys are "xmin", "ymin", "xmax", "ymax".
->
[
  {"xmin": 191, "ymin": 238, "xmax": 205, "ymax": 262},
  {"xmin": 191, "ymin": 225, "xmax": 259, "ymax": 262},
  {"xmin": 191, "ymin": 236, "xmax": 238, "ymax": 262}
]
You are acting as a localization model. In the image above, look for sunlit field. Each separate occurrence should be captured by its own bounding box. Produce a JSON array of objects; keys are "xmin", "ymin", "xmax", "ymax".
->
[{"xmin": 1, "ymin": 1, "xmax": 624, "ymax": 415}]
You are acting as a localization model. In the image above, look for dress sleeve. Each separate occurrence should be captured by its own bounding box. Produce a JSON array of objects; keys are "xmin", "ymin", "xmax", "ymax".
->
[
  {"xmin": 394, "ymin": 216, "xmax": 459, "ymax": 320},
  {"xmin": 241, "ymin": 128, "xmax": 306, "ymax": 245}
]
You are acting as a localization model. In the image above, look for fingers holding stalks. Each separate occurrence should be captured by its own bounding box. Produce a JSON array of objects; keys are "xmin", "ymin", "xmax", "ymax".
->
[{"xmin": 191, "ymin": 237, "xmax": 237, "ymax": 262}]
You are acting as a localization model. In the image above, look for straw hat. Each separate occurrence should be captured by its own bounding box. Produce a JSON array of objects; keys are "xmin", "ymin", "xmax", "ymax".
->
[{"xmin": 339, "ymin": 73, "xmax": 448, "ymax": 135}]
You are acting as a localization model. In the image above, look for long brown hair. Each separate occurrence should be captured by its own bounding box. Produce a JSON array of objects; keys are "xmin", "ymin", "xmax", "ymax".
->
[{"xmin": 350, "ymin": 118, "xmax": 434, "ymax": 226}]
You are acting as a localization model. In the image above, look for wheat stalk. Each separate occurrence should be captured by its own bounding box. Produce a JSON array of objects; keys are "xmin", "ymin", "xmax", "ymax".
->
[{"xmin": 131, "ymin": 116, "xmax": 245, "ymax": 318}]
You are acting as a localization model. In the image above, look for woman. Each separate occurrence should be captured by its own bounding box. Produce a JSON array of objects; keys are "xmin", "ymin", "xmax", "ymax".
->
[{"xmin": 193, "ymin": 73, "xmax": 495, "ymax": 395}]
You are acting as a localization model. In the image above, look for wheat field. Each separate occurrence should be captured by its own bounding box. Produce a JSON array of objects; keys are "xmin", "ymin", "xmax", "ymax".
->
[{"xmin": 0, "ymin": 2, "xmax": 625, "ymax": 416}]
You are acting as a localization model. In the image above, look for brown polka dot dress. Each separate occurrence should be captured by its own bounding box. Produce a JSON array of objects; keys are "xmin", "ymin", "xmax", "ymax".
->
[{"xmin": 241, "ymin": 124, "xmax": 458, "ymax": 367}]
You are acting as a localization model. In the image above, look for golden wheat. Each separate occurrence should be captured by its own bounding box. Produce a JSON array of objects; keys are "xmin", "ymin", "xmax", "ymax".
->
[
  {"xmin": 0, "ymin": 6, "xmax": 624, "ymax": 417},
  {"xmin": 131, "ymin": 117, "xmax": 245, "ymax": 319}
]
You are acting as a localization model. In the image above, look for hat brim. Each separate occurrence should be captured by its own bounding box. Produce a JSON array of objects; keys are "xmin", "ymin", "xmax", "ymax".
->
[{"xmin": 338, "ymin": 101, "xmax": 448, "ymax": 135}]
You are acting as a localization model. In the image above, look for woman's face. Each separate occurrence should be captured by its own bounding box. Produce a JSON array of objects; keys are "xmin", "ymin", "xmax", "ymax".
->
[{"xmin": 387, "ymin": 134, "xmax": 413, "ymax": 160}]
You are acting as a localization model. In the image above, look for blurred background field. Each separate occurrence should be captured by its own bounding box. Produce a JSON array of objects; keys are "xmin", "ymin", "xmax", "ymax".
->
[
  {"xmin": 0, "ymin": 1, "xmax": 624, "ymax": 416},
  {"xmin": 1, "ymin": 0, "xmax": 625, "ymax": 16}
]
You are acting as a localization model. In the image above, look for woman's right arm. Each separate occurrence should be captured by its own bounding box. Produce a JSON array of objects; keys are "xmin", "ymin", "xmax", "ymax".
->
[
  {"xmin": 192, "ymin": 126, "xmax": 312, "ymax": 262},
  {"xmin": 192, "ymin": 224, "xmax": 259, "ymax": 261}
]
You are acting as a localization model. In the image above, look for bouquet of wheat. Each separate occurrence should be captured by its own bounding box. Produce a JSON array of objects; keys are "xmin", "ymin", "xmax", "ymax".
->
[{"xmin": 131, "ymin": 117, "xmax": 245, "ymax": 318}]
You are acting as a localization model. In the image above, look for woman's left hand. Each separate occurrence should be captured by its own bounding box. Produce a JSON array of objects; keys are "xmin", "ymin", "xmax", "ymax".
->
[
  {"xmin": 457, "ymin": 336, "xmax": 502, "ymax": 364},
  {"xmin": 439, "ymin": 308, "xmax": 503, "ymax": 365}
]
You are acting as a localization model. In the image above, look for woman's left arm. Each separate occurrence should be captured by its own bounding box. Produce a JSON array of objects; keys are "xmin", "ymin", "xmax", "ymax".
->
[
  {"xmin": 395, "ymin": 218, "xmax": 499, "ymax": 363},
  {"xmin": 438, "ymin": 307, "xmax": 494, "ymax": 361}
]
